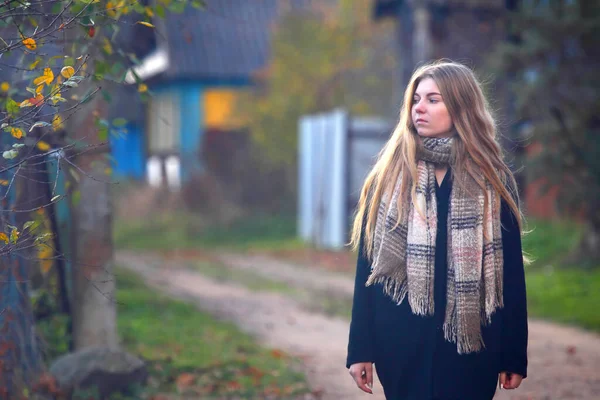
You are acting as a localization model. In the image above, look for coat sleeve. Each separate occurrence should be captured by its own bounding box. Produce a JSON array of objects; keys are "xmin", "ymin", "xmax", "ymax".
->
[
  {"xmin": 346, "ymin": 216, "xmax": 376, "ymax": 369},
  {"xmin": 499, "ymin": 198, "xmax": 529, "ymax": 378}
]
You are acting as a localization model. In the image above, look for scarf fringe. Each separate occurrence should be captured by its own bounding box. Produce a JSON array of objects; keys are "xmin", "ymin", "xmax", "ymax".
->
[
  {"xmin": 444, "ymin": 315, "xmax": 487, "ymax": 354},
  {"xmin": 366, "ymin": 274, "xmax": 409, "ymax": 305},
  {"xmin": 408, "ymin": 290, "xmax": 433, "ymax": 316}
]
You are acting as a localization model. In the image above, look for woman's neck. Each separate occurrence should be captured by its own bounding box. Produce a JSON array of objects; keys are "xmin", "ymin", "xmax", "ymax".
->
[{"xmin": 435, "ymin": 165, "xmax": 449, "ymax": 186}]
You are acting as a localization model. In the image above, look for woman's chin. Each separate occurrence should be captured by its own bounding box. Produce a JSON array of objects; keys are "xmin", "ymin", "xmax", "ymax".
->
[
  {"xmin": 416, "ymin": 130, "xmax": 436, "ymax": 138},
  {"xmin": 417, "ymin": 130, "xmax": 453, "ymax": 139}
]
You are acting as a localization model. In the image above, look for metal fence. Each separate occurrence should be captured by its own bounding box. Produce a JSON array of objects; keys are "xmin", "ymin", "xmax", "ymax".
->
[{"xmin": 298, "ymin": 109, "xmax": 391, "ymax": 249}]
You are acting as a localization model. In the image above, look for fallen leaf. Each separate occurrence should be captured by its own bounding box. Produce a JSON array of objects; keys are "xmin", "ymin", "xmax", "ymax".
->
[
  {"xmin": 270, "ymin": 349, "xmax": 286, "ymax": 359},
  {"xmin": 175, "ymin": 372, "xmax": 195, "ymax": 388}
]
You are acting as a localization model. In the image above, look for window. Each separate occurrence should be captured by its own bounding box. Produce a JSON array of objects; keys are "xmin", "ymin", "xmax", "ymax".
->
[{"xmin": 147, "ymin": 90, "xmax": 180, "ymax": 154}]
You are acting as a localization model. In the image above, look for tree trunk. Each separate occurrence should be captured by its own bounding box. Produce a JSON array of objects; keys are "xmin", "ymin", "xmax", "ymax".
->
[{"xmin": 68, "ymin": 97, "xmax": 119, "ymax": 349}]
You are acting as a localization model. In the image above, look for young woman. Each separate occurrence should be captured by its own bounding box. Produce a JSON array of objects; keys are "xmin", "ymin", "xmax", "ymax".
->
[{"xmin": 346, "ymin": 60, "xmax": 528, "ymax": 400}]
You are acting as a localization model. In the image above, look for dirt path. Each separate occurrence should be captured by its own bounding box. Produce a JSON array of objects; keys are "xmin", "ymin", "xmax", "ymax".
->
[
  {"xmin": 116, "ymin": 252, "xmax": 385, "ymax": 400},
  {"xmin": 213, "ymin": 253, "xmax": 355, "ymax": 298},
  {"xmin": 116, "ymin": 251, "xmax": 600, "ymax": 400}
]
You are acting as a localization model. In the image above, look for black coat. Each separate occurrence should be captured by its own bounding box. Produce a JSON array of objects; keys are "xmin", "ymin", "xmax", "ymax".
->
[{"xmin": 346, "ymin": 170, "xmax": 528, "ymax": 400}]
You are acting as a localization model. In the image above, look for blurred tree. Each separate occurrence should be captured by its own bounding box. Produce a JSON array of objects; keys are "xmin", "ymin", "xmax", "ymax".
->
[
  {"xmin": 490, "ymin": 0, "xmax": 600, "ymax": 265},
  {"xmin": 0, "ymin": 0, "xmax": 203, "ymax": 394},
  {"xmin": 234, "ymin": 0, "xmax": 396, "ymax": 201}
]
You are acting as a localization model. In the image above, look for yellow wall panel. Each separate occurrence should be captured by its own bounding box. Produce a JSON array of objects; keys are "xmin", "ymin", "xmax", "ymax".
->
[{"xmin": 204, "ymin": 89, "xmax": 244, "ymax": 129}]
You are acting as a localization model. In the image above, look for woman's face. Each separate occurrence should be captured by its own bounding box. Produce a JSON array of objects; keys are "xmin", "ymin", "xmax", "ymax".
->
[{"xmin": 411, "ymin": 77, "xmax": 454, "ymax": 138}]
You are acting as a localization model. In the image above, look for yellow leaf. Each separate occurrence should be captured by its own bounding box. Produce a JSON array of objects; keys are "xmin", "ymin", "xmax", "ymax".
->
[
  {"xmin": 10, "ymin": 228, "xmax": 19, "ymax": 244},
  {"xmin": 0, "ymin": 179, "xmax": 8, "ymax": 186},
  {"xmin": 35, "ymin": 84, "xmax": 44, "ymax": 95},
  {"xmin": 52, "ymin": 114, "xmax": 63, "ymax": 131},
  {"xmin": 60, "ymin": 66, "xmax": 75, "ymax": 79},
  {"xmin": 10, "ymin": 127, "xmax": 23, "ymax": 139},
  {"xmin": 29, "ymin": 94, "xmax": 44, "ymax": 106},
  {"xmin": 0, "ymin": 233, "xmax": 8, "ymax": 244},
  {"xmin": 0, "ymin": 82, "xmax": 9, "ymax": 92},
  {"xmin": 118, "ymin": 0, "xmax": 130, "ymax": 14},
  {"xmin": 103, "ymin": 38, "xmax": 113, "ymax": 55},
  {"xmin": 145, "ymin": 6, "xmax": 154, "ymax": 17},
  {"xmin": 23, "ymin": 37, "xmax": 37, "ymax": 50},
  {"xmin": 29, "ymin": 59, "xmax": 40, "ymax": 69},
  {"xmin": 37, "ymin": 141, "xmax": 51, "ymax": 151},
  {"xmin": 20, "ymin": 99, "xmax": 33, "ymax": 107},
  {"xmin": 138, "ymin": 83, "xmax": 148, "ymax": 93},
  {"xmin": 41, "ymin": 259, "xmax": 53, "ymax": 274},
  {"xmin": 106, "ymin": 1, "xmax": 117, "ymax": 18},
  {"xmin": 136, "ymin": 21, "xmax": 155, "ymax": 28},
  {"xmin": 33, "ymin": 68, "xmax": 54, "ymax": 86},
  {"xmin": 50, "ymin": 94, "xmax": 66, "ymax": 105}
]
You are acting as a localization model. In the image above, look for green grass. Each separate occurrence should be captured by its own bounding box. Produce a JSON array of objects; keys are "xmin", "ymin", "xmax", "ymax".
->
[
  {"xmin": 115, "ymin": 267, "xmax": 311, "ymax": 399},
  {"xmin": 522, "ymin": 218, "xmax": 600, "ymax": 332},
  {"xmin": 522, "ymin": 218, "xmax": 583, "ymax": 269},
  {"xmin": 114, "ymin": 212, "xmax": 306, "ymax": 252},
  {"xmin": 525, "ymin": 268, "xmax": 600, "ymax": 331}
]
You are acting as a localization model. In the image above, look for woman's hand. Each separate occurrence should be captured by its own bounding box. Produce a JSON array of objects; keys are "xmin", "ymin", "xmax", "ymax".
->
[
  {"xmin": 499, "ymin": 371, "xmax": 523, "ymax": 390},
  {"xmin": 349, "ymin": 362, "xmax": 373, "ymax": 394}
]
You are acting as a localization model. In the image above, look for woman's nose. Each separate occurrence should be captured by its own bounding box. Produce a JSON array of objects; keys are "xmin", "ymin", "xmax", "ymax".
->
[{"xmin": 414, "ymin": 101, "xmax": 426, "ymax": 114}]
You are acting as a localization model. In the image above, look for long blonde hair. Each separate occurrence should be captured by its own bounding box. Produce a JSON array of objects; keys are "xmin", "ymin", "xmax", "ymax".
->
[{"xmin": 350, "ymin": 60, "xmax": 523, "ymax": 258}]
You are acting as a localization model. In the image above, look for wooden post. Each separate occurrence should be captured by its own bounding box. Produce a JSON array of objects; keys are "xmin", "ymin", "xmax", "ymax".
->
[{"xmin": 394, "ymin": 2, "xmax": 415, "ymax": 104}]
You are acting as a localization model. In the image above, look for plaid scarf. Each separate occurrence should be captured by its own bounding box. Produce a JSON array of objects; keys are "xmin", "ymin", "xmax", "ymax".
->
[{"xmin": 366, "ymin": 136, "xmax": 504, "ymax": 354}]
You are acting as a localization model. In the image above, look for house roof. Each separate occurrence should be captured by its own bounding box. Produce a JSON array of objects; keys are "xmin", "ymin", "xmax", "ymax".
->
[
  {"xmin": 372, "ymin": 0, "xmax": 508, "ymax": 20},
  {"xmin": 129, "ymin": 0, "xmax": 311, "ymax": 83},
  {"xmin": 373, "ymin": 0, "xmax": 401, "ymax": 20}
]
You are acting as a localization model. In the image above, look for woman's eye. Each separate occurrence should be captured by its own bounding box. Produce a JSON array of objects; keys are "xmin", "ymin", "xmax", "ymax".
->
[{"xmin": 429, "ymin": 98, "xmax": 438, "ymax": 104}]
